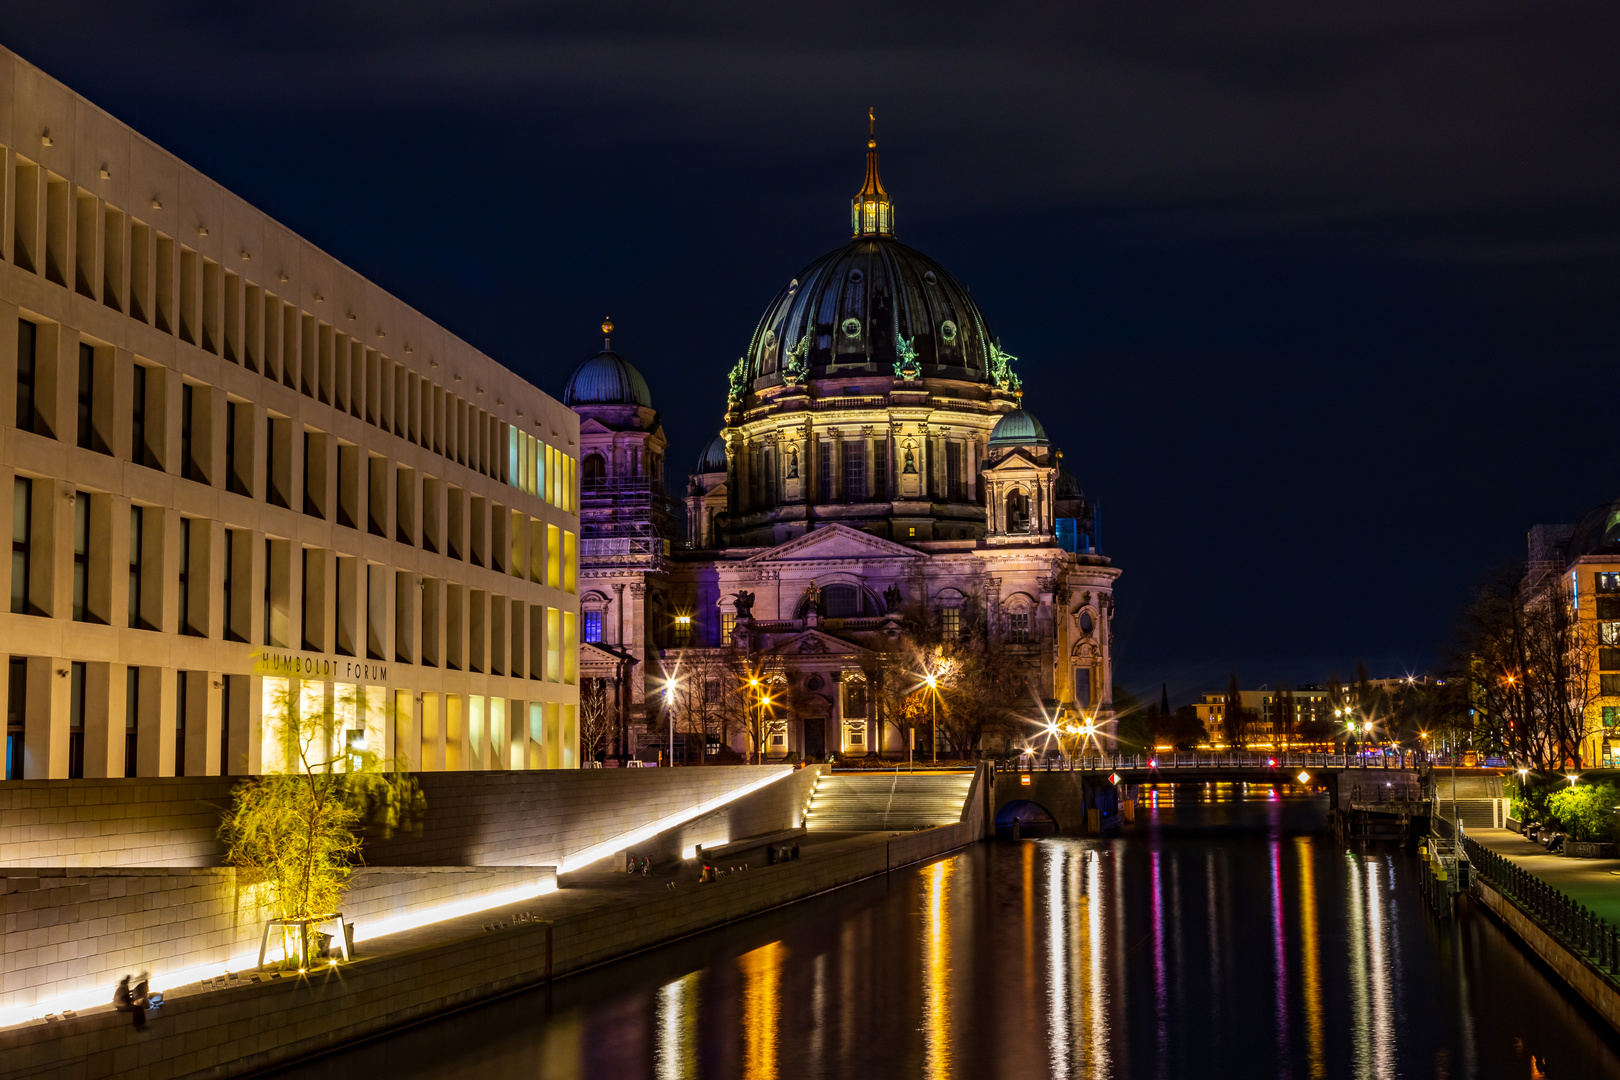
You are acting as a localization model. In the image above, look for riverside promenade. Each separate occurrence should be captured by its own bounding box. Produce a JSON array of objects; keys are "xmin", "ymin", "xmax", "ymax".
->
[
  {"xmin": 1466, "ymin": 827, "xmax": 1620, "ymax": 1033},
  {"xmin": 1, "ymin": 770, "xmax": 988, "ymax": 1080},
  {"xmin": 1469, "ymin": 828, "xmax": 1620, "ymax": 923}
]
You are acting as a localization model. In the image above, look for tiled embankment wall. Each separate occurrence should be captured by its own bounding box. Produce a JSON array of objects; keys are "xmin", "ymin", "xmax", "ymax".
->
[
  {"xmin": 0, "ymin": 867, "xmax": 549, "ymax": 1016},
  {"xmin": 1, "ymin": 817, "xmax": 980, "ymax": 1080},
  {"xmin": 0, "ymin": 767, "xmax": 793, "ymax": 869}
]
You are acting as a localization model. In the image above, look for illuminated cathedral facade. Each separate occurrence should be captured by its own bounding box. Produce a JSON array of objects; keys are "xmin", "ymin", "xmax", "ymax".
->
[{"xmin": 572, "ymin": 130, "xmax": 1119, "ymax": 760}]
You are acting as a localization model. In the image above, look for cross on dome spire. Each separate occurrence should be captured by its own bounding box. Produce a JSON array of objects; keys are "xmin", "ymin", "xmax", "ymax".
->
[{"xmin": 852, "ymin": 108, "xmax": 895, "ymax": 238}]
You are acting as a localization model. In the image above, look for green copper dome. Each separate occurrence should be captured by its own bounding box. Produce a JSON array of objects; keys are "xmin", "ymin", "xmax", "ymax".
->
[{"xmin": 988, "ymin": 409, "xmax": 1049, "ymax": 448}]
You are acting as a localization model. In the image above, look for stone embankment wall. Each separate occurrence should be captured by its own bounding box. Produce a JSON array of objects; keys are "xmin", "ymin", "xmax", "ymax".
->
[
  {"xmin": 0, "ymin": 767, "xmax": 793, "ymax": 870},
  {"xmin": 1473, "ymin": 877, "xmax": 1620, "ymax": 1033},
  {"xmin": 0, "ymin": 866, "xmax": 551, "ymax": 1016},
  {"xmin": 1, "ymin": 814, "xmax": 984, "ymax": 1080}
]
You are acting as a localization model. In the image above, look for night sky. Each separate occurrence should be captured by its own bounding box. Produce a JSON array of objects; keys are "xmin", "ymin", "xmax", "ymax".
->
[{"xmin": 8, "ymin": 3, "xmax": 1619, "ymax": 704}]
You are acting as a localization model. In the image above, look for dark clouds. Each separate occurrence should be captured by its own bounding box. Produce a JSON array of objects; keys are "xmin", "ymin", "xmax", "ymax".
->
[{"xmin": 7, "ymin": 1, "xmax": 1619, "ymax": 700}]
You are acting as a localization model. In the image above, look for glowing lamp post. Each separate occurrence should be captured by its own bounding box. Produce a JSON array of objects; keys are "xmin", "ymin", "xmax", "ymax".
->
[{"xmin": 925, "ymin": 672, "xmax": 938, "ymax": 765}]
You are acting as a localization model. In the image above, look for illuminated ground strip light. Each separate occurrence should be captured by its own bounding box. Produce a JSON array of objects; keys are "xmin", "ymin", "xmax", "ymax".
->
[{"xmin": 0, "ymin": 769, "xmax": 794, "ymax": 1030}]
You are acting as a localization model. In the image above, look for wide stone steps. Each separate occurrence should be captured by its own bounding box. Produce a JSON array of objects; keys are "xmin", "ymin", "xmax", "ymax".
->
[
  {"xmin": 804, "ymin": 772, "xmax": 974, "ymax": 832},
  {"xmin": 1436, "ymin": 797, "xmax": 1503, "ymax": 829}
]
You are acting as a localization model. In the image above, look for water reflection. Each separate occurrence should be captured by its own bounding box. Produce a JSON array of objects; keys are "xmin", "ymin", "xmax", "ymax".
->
[
  {"xmin": 654, "ymin": 973, "xmax": 699, "ymax": 1080},
  {"xmin": 737, "ymin": 942, "xmax": 783, "ymax": 1080},
  {"xmin": 921, "ymin": 859, "xmax": 953, "ymax": 1080},
  {"xmin": 276, "ymin": 787, "xmax": 1620, "ymax": 1080}
]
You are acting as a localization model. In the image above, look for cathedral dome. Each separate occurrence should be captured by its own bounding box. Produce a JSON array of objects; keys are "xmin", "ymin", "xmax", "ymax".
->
[
  {"xmin": 736, "ymin": 128, "xmax": 1017, "ymax": 395},
  {"xmin": 696, "ymin": 434, "xmax": 728, "ymax": 474},
  {"xmin": 988, "ymin": 408, "xmax": 1049, "ymax": 448},
  {"xmin": 564, "ymin": 350, "xmax": 653, "ymax": 408}
]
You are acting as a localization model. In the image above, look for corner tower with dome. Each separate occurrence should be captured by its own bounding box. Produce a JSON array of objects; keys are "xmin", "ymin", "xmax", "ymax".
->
[{"xmin": 571, "ymin": 128, "xmax": 1121, "ymax": 762}]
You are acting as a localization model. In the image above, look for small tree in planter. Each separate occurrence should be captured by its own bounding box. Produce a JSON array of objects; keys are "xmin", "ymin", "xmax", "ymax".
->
[{"xmin": 221, "ymin": 682, "xmax": 423, "ymax": 968}]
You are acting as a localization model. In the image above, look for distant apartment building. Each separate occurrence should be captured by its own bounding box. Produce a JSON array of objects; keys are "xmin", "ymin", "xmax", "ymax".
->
[
  {"xmin": 1194, "ymin": 685, "xmax": 1338, "ymax": 748},
  {"xmin": 1527, "ymin": 516, "xmax": 1620, "ymax": 767},
  {"xmin": 1, "ymin": 45, "xmax": 581, "ymax": 780}
]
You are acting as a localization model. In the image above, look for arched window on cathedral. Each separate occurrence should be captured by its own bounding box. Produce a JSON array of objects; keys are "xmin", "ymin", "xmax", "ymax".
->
[
  {"xmin": 822, "ymin": 584, "xmax": 862, "ymax": 617},
  {"xmin": 582, "ymin": 453, "xmax": 606, "ymax": 489},
  {"xmin": 1006, "ymin": 488, "xmax": 1030, "ymax": 533}
]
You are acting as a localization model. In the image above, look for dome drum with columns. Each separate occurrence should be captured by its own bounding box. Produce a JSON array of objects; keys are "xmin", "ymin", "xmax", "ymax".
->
[{"xmin": 570, "ymin": 124, "xmax": 1119, "ymax": 764}]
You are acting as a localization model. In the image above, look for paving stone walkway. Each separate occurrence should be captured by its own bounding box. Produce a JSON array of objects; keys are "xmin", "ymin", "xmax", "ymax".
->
[{"xmin": 1468, "ymin": 827, "xmax": 1620, "ymax": 925}]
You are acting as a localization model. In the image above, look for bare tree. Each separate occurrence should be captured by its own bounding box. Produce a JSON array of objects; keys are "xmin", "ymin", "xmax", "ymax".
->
[{"xmin": 579, "ymin": 679, "xmax": 612, "ymax": 764}]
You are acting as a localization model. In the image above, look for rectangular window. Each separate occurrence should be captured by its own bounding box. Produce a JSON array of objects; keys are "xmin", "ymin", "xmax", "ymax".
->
[
  {"xmin": 72, "ymin": 491, "xmax": 90, "ymax": 622},
  {"xmin": 128, "ymin": 506, "xmax": 145, "ymax": 629},
  {"xmin": 175, "ymin": 671, "xmax": 188, "ymax": 777},
  {"xmin": 302, "ymin": 547, "xmax": 322, "ymax": 652},
  {"xmin": 226, "ymin": 401, "xmax": 248, "ymax": 495},
  {"xmin": 842, "ymin": 441, "xmax": 866, "ymax": 502},
  {"xmin": 1601, "ymin": 597, "xmax": 1620, "ymax": 621},
  {"xmin": 16, "ymin": 319, "xmax": 41, "ymax": 434},
  {"xmin": 583, "ymin": 609, "xmax": 602, "ymax": 643},
  {"xmin": 11, "ymin": 478, "xmax": 33, "ymax": 616},
  {"xmin": 76, "ymin": 342, "xmax": 96, "ymax": 450},
  {"xmin": 872, "ymin": 437, "xmax": 888, "ymax": 500},
  {"xmin": 1604, "ymin": 706, "xmax": 1620, "ymax": 729},
  {"xmin": 223, "ymin": 529, "xmax": 244, "ymax": 643},
  {"xmin": 946, "ymin": 442, "xmax": 965, "ymax": 502},
  {"xmin": 304, "ymin": 431, "xmax": 325, "ymax": 518},
  {"xmin": 131, "ymin": 364, "xmax": 155, "ymax": 468},
  {"xmin": 68, "ymin": 661, "xmax": 85, "ymax": 779},
  {"xmin": 1604, "ymin": 675, "xmax": 1620, "ymax": 696},
  {"xmin": 178, "ymin": 517, "xmax": 197, "ymax": 636},
  {"xmin": 266, "ymin": 416, "xmax": 289, "ymax": 508},
  {"xmin": 819, "ymin": 441, "xmax": 832, "ymax": 501},
  {"xmin": 1008, "ymin": 611, "xmax": 1031, "ymax": 643},
  {"xmin": 219, "ymin": 675, "xmax": 232, "ymax": 775},
  {"xmin": 180, "ymin": 384, "xmax": 198, "ymax": 481},
  {"xmin": 721, "ymin": 612, "xmax": 736, "ymax": 641},
  {"xmin": 1601, "ymin": 648, "xmax": 1620, "ymax": 673},
  {"xmin": 941, "ymin": 606, "xmax": 961, "ymax": 641},
  {"xmin": 125, "ymin": 667, "xmax": 139, "ymax": 777},
  {"xmin": 1598, "ymin": 572, "xmax": 1620, "ymax": 594},
  {"xmin": 1603, "ymin": 622, "xmax": 1620, "ymax": 646},
  {"xmin": 7, "ymin": 657, "xmax": 26, "ymax": 780}
]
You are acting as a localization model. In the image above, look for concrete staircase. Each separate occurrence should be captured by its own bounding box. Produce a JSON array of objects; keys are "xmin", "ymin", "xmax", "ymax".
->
[
  {"xmin": 804, "ymin": 771, "xmax": 974, "ymax": 832},
  {"xmin": 1436, "ymin": 797, "xmax": 1507, "ymax": 830}
]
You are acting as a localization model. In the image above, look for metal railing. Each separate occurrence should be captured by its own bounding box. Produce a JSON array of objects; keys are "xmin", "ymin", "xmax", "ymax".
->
[
  {"xmin": 1464, "ymin": 835, "xmax": 1620, "ymax": 981},
  {"xmin": 995, "ymin": 751, "xmax": 1427, "ymax": 772}
]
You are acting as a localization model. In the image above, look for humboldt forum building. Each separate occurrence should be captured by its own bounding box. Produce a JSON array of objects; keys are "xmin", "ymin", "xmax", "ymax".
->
[{"xmin": 0, "ymin": 47, "xmax": 582, "ymax": 782}]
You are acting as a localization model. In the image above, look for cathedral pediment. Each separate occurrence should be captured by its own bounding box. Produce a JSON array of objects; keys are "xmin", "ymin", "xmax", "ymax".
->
[
  {"xmin": 982, "ymin": 448, "xmax": 1050, "ymax": 474},
  {"xmin": 740, "ymin": 523, "xmax": 921, "ymax": 565},
  {"xmin": 762, "ymin": 628, "xmax": 879, "ymax": 660}
]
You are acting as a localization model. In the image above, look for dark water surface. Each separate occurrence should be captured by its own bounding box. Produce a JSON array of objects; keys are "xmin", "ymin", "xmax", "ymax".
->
[{"xmin": 277, "ymin": 787, "xmax": 1620, "ymax": 1079}]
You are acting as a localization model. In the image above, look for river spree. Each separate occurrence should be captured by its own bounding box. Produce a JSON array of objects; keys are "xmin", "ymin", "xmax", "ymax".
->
[{"xmin": 278, "ymin": 786, "xmax": 1620, "ymax": 1079}]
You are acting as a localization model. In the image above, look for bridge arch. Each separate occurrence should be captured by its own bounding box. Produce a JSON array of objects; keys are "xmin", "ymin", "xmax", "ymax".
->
[{"xmin": 996, "ymin": 799, "xmax": 1057, "ymax": 838}]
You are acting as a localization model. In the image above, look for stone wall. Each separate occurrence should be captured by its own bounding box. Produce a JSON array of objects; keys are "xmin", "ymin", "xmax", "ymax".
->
[
  {"xmin": 1, "ymin": 823, "xmax": 984, "ymax": 1079},
  {"xmin": 0, "ymin": 866, "xmax": 550, "ymax": 1016},
  {"xmin": 1473, "ymin": 876, "xmax": 1620, "ymax": 1033},
  {"xmin": 0, "ymin": 767, "xmax": 792, "ymax": 870},
  {"xmin": 0, "ymin": 778, "xmax": 234, "ymax": 868}
]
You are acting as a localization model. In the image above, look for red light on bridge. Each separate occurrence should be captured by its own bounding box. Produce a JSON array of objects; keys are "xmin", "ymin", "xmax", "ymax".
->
[
  {"xmin": 1148, "ymin": 758, "xmax": 1157, "ymax": 768},
  {"xmin": 1267, "ymin": 758, "xmax": 1277, "ymax": 768}
]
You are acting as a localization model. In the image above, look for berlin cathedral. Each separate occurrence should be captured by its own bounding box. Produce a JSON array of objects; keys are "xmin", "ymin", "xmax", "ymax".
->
[{"xmin": 572, "ymin": 129, "xmax": 1120, "ymax": 761}]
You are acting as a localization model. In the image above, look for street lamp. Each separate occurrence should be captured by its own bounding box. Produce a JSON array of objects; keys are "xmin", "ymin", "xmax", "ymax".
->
[
  {"xmin": 664, "ymin": 678, "xmax": 678, "ymax": 767},
  {"xmin": 925, "ymin": 672, "xmax": 938, "ymax": 765}
]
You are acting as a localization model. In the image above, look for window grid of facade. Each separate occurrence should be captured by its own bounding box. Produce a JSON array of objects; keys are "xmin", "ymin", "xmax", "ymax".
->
[{"xmin": 0, "ymin": 59, "xmax": 584, "ymax": 779}]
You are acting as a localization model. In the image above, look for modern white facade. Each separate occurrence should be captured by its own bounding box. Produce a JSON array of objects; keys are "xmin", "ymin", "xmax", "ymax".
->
[{"xmin": 0, "ymin": 45, "xmax": 581, "ymax": 780}]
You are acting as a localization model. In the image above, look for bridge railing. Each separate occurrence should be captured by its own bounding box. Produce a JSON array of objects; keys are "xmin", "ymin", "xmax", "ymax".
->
[
  {"xmin": 997, "ymin": 751, "xmax": 1427, "ymax": 773},
  {"xmin": 1465, "ymin": 836, "xmax": 1620, "ymax": 982}
]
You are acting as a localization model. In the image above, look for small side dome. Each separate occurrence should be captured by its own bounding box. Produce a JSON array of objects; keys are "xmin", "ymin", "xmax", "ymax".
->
[
  {"xmin": 697, "ymin": 434, "xmax": 729, "ymax": 474},
  {"xmin": 988, "ymin": 409, "xmax": 1049, "ymax": 448},
  {"xmin": 1056, "ymin": 467, "xmax": 1081, "ymax": 498},
  {"xmin": 563, "ymin": 351, "xmax": 653, "ymax": 408}
]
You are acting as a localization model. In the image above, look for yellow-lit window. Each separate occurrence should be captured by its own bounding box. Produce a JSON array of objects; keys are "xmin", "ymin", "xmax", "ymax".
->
[
  {"xmin": 468, "ymin": 695, "xmax": 485, "ymax": 771},
  {"xmin": 527, "ymin": 702, "xmax": 544, "ymax": 770},
  {"xmin": 546, "ymin": 524, "xmax": 560, "ymax": 588},
  {"xmin": 561, "ymin": 704, "xmax": 577, "ymax": 768},
  {"xmin": 546, "ymin": 606, "xmax": 561, "ymax": 682},
  {"xmin": 563, "ymin": 530, "xmax": 577, "ymax": 593},
  {"xmin": 527, "ymin": 434, "xmax": 539, "ymax": 497},
  {"xmin": 563, "ymin": 611, "xmax": 577, "ymax": 685},
  {"xmin": 544, "ymin": 444, "xmax": 555, "ymax": 506},
  {"xmin": 545, "ymin": 701, "xmax": 561, "ymax": 769},
  {"xmin": 260, "ymin": 676, "xmax": 292, "ymax": 773},
  {"xmin": 490, "ymin": 696, "xmax": 507, "ymax": 771}
]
